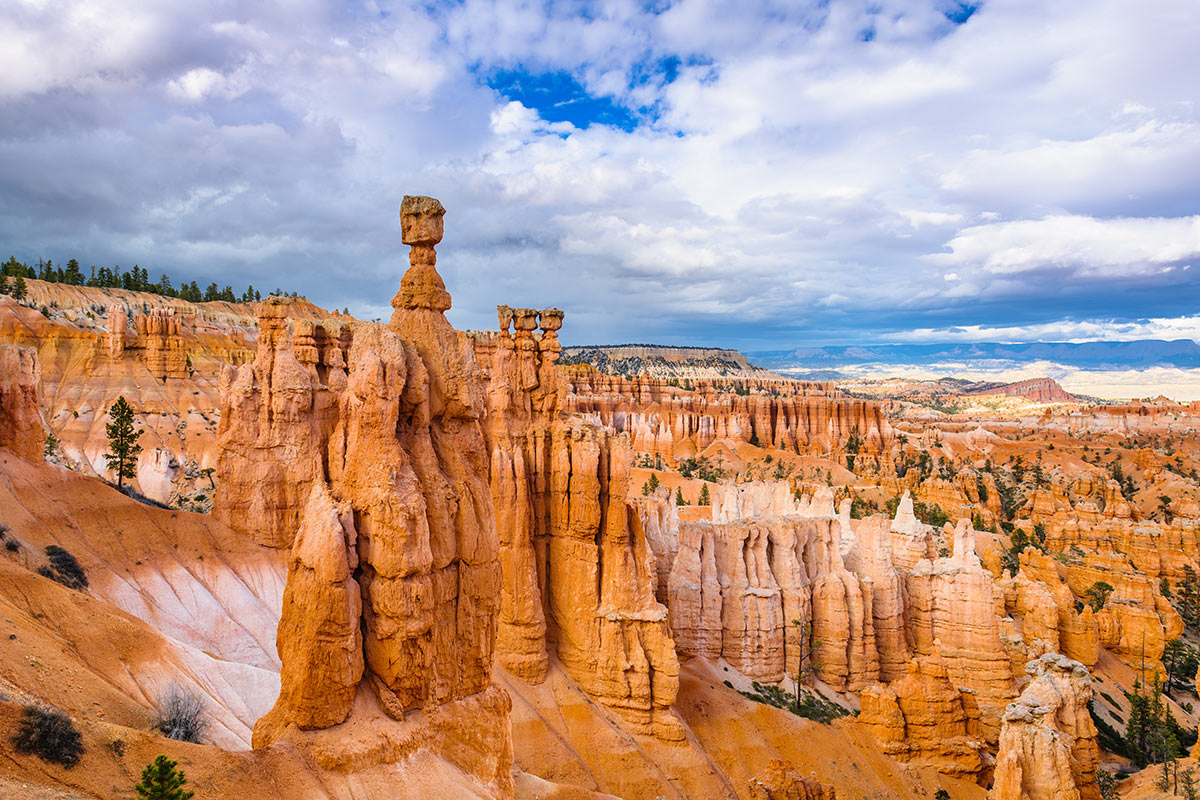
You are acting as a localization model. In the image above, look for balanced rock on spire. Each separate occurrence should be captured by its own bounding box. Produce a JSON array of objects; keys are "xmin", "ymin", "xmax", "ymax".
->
[{"xmin": 392, "ymin": 195, "xmax": 452, "ymax": 312}]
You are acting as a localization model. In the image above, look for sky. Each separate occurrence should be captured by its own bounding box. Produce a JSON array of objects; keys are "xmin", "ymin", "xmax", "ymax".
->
[{"xmin": 1, "ymin": 0, "xmax": 1198, "ymax": 350}]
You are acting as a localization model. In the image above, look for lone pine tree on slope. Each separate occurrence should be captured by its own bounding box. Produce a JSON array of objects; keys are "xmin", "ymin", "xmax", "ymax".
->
[
  {"xmin": 105, "ymin": 396, "xmax": 143, "ymax": 488},
  {"xmin": 131, "ymin": 755, "xmax": 194, "ymax": 800}
]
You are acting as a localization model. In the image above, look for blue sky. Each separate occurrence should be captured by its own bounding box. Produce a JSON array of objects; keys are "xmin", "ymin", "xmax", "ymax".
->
[{"xmin": 1, "ymin": 0, "xmax": 1198, "ymax": 349}]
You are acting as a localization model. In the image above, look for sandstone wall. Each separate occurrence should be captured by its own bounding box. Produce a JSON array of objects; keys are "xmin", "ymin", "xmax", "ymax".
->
[
  {"xmin": 858, "ymin": 649, "xmax": 993, "ymax": 781},
  {"xmin": 0, "ymin": 345, "xmax": 44, "ymax": 461},
  {"xmin": 903, "ymin": 520, "xmax": 1019, "ymax": 740},
  {"xmin": 473, "ymin": 305, "xmax": 682, "ymax": 739},
  {"xmin": 563, "ymin": 368, "xmax": 892, "ymax": 460}
]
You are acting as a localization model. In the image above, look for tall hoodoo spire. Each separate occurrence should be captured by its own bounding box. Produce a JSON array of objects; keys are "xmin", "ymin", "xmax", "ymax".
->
[{"xmin": 392, "ymin": 194, "xmax": 451, "ymax": 312}]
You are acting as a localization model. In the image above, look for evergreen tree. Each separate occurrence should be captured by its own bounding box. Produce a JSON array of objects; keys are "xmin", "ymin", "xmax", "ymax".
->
[
  {"xmin": 1181, "ymin": 767, "xmax": 1197, "ymax": 800},
  {"xmin": 1084, "ymin": 581, "xmax": 1114, "ymax": 612},
  {"xmin": 698, "ymin": 483, "xmax": 711, "ymax": 507},
  {"xmin": 1180, "ymin": 565, "xmax": 1200, "ymax": 630},
  {"xmin": 1160, "ymin": 494, "xmax": 1175, "ymax": 522},
  {"xmin": 641, "ymin": 474, "xmax": 660, "ymax": 496},
  {"xmin": 131, "ymin": 755, "xmax": 194, "ymax": 800},
  {"xmin": 12, "ymin": 274, "xmax": 27, "ymax": 300},
  {"xmin": 789, "ymin": 619, "xmax": 818, "ymax": 698},
  {"xmin": 844, "ymin": 426, "xmax": 863, "ymax": 471},
  {"xmin": 1163, "ymin": 638, "xmax": 1199, "ymax": 695},
  {"xmin": 63, "ymin": 258, "xmax": 83, "ymax": 285},
  {"xmin": 104, "ymin": 396, "xmax": 143, "ymax": 488},
  {"xmin": 675, "ymin": 487, "xmax": 686, "ymax": 506}
]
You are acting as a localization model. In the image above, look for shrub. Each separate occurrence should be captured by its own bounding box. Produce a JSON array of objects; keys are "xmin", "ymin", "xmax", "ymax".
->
[
  {"xmin": 44, "ymin": 545, "xmax": 88, "ymax": 590},
  {"xmin": 154, "ymin": 686, "xmax": 207, "ymax": 744},
  {"xmin": 11, "ymin": 705, "xmax": 84, "ymax": 768},
  {"xmin": 736, "ymin": 681, "xmax": 849, "ymax": 725},
  {"xmin": 4, "ymin": 538, "xmax": 19, "ymax": 552}
]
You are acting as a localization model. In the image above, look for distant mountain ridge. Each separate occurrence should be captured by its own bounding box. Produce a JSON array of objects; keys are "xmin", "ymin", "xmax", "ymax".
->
[{"xmin": 746, "ymin": 339, "xmax": 1200, "ymax": 370}]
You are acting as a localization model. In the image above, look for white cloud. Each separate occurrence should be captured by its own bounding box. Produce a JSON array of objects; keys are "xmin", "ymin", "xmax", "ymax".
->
[
  {"xmin": 928, "ymin": 214, "xmax": 1200, "ymax": 277},
  {"xmin": 886, "ymin": 315, "xmax": 1200, "ymax": 344},
  {"xmin": 0, "ymin": 0, "xmax": 1197, "ymax": 349}
]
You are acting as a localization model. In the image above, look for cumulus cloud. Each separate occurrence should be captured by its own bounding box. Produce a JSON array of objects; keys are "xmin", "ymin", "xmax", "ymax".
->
[
  {"xmin": 928, "ymin": 214, "xmax": 1200, "ymax": 277},
  {"xmin": 0, "ymin": 0, "xmax": 1197, "ymax": 348}
]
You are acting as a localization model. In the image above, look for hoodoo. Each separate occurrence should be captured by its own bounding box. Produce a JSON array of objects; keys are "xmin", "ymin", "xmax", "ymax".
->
[{"xmin": 214, "ymin": 196, "xmax": 513, "ymax": 797}]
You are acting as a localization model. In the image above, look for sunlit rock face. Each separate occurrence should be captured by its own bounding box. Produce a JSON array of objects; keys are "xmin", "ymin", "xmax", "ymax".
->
[
  {"xmin": 858, "ymin": 648, "xmax": 994, "ymax": 781},
  {"xmin": 472, "ymin": 303, "xmax": 682, "ymax": 740},
  {"xmin": 0, "ymin": 344, "xmax": 44, "ymax": 461},
  {"xmin": 215, "ymin": 196, "xmax": 513, "ymax": 798},
  {"xmin": 990, "ymin": 654, "xmax": 1100, "ymax": 800}
]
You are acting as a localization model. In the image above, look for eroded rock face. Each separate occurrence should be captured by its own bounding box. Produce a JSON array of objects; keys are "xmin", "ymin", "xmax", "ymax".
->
[
  {"xmin": 667, "ymin": 506, "xmax": 882, "ymax": 691},
  {"xmin": 472, "ymin": 305, "xmax": 682, "ymax": 739},
  {"xmin": 748, "ymin": 759, "xmax": 837, "ymax": 800},
  {"xmin": 990, "ymin": 654, "xmax": 1100, "ymax": 800},
  {"xmin": 1005, "ymin": 549, "xmax": 1100, "ymax": 667},
  {"xmin": 0, "ymin": 345, "xmax": 44, "ymax": 461},
  {"xmin": 905, "ymin": 521, "xmax": 1017, "ymax": 739},
  {"xmin": 1065, "ymin": 550, "xmax": 1181, "ymax": 671},
  {"xmin": 216, "ymin": 197, "xmax": 512, "ymax": 797},
  {"xmin": 858, "ymin": 650, "xmax": 993, "ymax": 781},
  {"xmin": 256, "ymin": 484, "xmax": 363, "ymax": 735},
  {"xmin": 846, "ymin": 516, "xmax": 909, "ymax": 682},
  {"xmin": 563, "ymin": 369, "xmax": 892, "ymax": 461}
]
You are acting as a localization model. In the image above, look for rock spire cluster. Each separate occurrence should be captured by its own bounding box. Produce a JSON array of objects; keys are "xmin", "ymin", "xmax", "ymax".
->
[{"xmin": 214, "ymin": 196, "xmax": 512, "ymax": 795}]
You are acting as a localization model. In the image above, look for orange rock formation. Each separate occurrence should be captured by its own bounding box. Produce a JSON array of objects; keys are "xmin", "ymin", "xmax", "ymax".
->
[
  {"xmin": 990, "ymin": 654, "xmax": 1100, "ymax": 800},
  {"xmin": 858, "ymin": 649, "xmax": 993, "ymax": 780},
  {"xmin": 563, "ymin": 368, "xmax": 892, "ymax": 460},
  {"xmin": 748, "ymin": 759, "xmax": 837, "ymax": 799},
  {"xmin": 472, "ymin": 304, "xmax": 682, "ymax": 739},
  {"xmin": 0, "ymin": 344, "xmax": 44, "ymax": 461},
  {"xmin": 214, "ymin": 196, "xmax": 513, "ymax": 796}
]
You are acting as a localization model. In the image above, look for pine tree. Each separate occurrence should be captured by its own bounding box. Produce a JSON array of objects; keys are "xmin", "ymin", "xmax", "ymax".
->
[
  {"xmin": 641, "ymin": 474, "xmax": 660, "ymax": 496},
  {"xmin": 1084, "ymin": 581, "xmax": 1114, "ymax": 612},
  {"xmin": 63, "ymin": 258, "xmax": 83, "ymax": 285},
  {"xmin": 1180, "ymin": 565, "xmax": 1200, "ymax": 630},
  {"xmin": 675, "ymin": 487, "xmax": 686, "ymax": 506},
  {"xmin": 12, "ymin": 274, "xmax": 27, "ymax": 300},
  {"xmin": 1126, "ymin": 678, "xmax": 1152, "ymax": 765},
  {"xmin": 104, "ymin": 396, "xmax": 143, "ymax": 488},
  {"xmin": 131, "ymin": 755, "xmax": 194, "ymax": 800},
  {"xmin": 1181, "ymin": 766, "xmax": 1197, "ymax": 800},
  {"xmin": 698, "ymin": 483, "xmax": 711, "ymax": 507}
]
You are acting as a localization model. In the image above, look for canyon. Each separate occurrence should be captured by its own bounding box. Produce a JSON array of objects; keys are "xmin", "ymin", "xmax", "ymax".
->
[{"xmin": 1, "ymin": 197, "xmax": 1198, "ymax": 799}]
